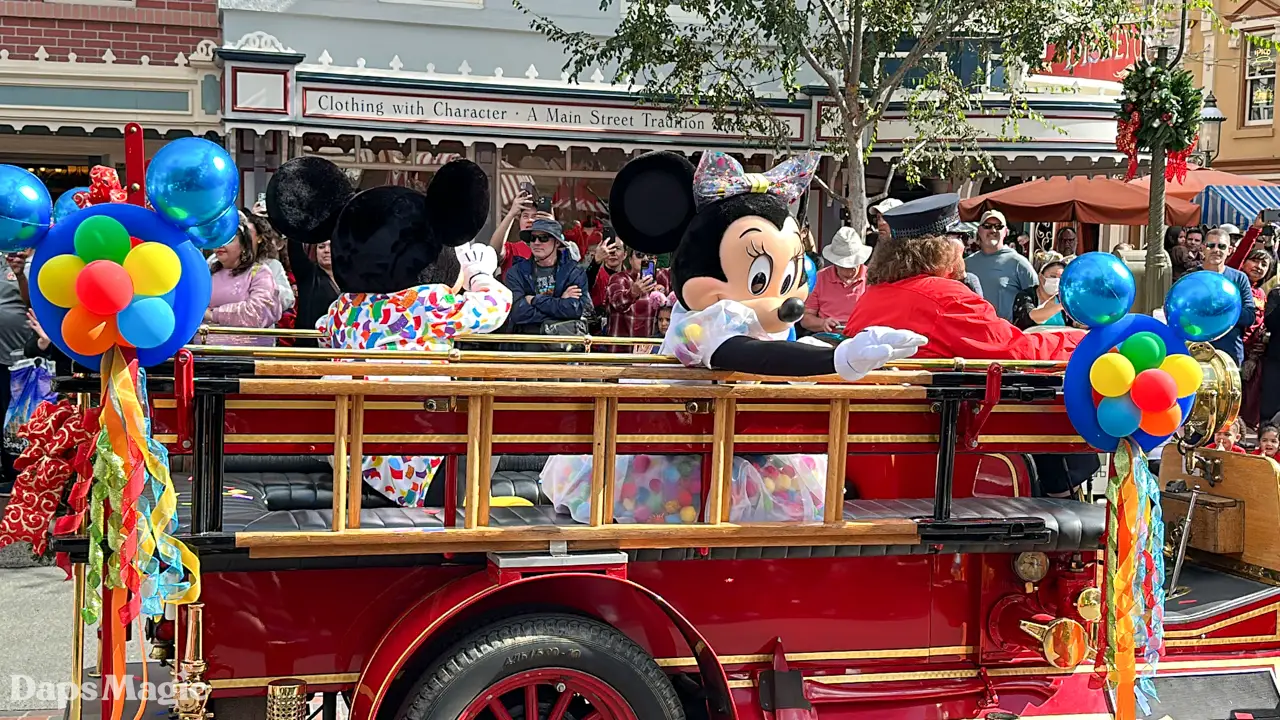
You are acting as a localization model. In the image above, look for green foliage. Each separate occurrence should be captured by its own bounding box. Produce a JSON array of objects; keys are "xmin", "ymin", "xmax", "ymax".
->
[
  {"xmin": 1118, "ymin": 61, "xmax": 1202, "ymax": 153},
  {"xmin": 516, "ymin": 0, "xmax": 1137, "ymax": 228}
]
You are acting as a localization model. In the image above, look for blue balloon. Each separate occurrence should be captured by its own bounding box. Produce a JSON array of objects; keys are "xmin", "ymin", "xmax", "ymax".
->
[
  {"xmin": 1059, "ymin": 252, "xmax": 1136, "ymax": 328},
  {"xmin": 146, "ymin": 138, "xmax": 239, "ymax": 229},
  {"xmin": 1165, "ymin": 271, "xmax": 1243, "ymax": 342},
  {"xmin": 30, "ymin": 203, "xmax": 211, "ymax": 371},
  {"xmin": 804, "ymin": 255, "xmax": 818, "ymax": 293},
  {"xmin": 1097, "ymin": 395, "xmax": 1143, "ymax": 438},
  {"xmin": 0, "ymin": 165, "xmax": 51, "ymax": 252},
  {"xmin": 186, "ymin": 205, "xmax": 240, "ymax": 250},
  {"xmin": 1063, "ymin": 313, "xmax": 1196, "ymax": 453},
  {"xmin": 52, "ymin": 187, "xmax": 88, "ymax": 224},
  {"xmin": 117, "ymin": 296, "xmax": 176, "ymax": 349}
]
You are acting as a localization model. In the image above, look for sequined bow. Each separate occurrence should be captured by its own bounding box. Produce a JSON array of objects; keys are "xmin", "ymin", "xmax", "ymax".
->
[
  {"xmin": 74, "ymin": 166, "xmax": 127, "ymax": 209},
  {"xmin": 692, "ymin": 151, "xmax": 820, "ymax": 208}
]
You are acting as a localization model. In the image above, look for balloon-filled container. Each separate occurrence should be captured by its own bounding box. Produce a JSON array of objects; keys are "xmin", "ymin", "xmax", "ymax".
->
[{"xmin": 729, "ymin": 454, "xmax": 826, "ymax": 523}]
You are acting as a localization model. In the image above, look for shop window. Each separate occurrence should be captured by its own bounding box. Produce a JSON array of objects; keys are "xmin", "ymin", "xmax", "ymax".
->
[
  {"xmin": 301, "ymin": 135, "xmax": 469, "ymax": 192},
  {"xmin": 497, "ymin": 146, "xmax": 616, "ymax": 237},
  {"xmin": 1246, "ymin": 40, "xmax": 1276, "ymax": 125}
]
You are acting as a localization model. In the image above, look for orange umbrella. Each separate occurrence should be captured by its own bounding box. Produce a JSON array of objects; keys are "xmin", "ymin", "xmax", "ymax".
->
[
  {"xmin": 959, "ymin": 176, "xmax": 1200, "ymax": 226},
  {"xmin": 1129, "ymin": 165, "xmax": 1276, "ymax": 201}
]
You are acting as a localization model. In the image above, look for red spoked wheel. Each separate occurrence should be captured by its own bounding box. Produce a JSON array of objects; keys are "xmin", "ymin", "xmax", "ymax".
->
[
  {"xmin": 460, "ymin": 668, "xmax": 639, "ymax": 720},
  {"xmin": 397, "ymin": 614, "xmax": 685, "ymax": 720}
]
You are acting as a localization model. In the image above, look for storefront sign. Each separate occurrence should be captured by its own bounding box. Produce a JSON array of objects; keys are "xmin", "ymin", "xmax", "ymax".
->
[
  {"xmin": 301, "ymin": 87, "xmax": 806, "ymax": 141},
  {"xmin": 1043, "ymin": 24, "xmax": 1143, "ymax": 83}
]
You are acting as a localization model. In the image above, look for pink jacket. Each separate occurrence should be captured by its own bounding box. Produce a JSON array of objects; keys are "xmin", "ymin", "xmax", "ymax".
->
[{"xmin": 206, "ymin": 263, "xmax": 282, "ymax": 347}]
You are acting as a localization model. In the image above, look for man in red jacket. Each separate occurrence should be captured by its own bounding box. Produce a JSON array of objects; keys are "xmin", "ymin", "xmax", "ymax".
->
[{"xmin": 846, "ymin": 194, "xmax": 1083, "ymax": 361}]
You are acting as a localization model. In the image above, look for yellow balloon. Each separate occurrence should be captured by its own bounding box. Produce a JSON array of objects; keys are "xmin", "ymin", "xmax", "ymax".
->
[
  {"xmin": 1161, "ymin": 354, "xmax": 1204, "ymax": 398},
  {"xmin": 1090, "ymin": 353, "xmax": 1136, "ymax": 397},
  {"xmin": 123, "ymin": 242, "xmax": 181, "ymax": 296},
  {"xmin": 37, "ymin": 254, "xmax": 85, "ymax": 308}
]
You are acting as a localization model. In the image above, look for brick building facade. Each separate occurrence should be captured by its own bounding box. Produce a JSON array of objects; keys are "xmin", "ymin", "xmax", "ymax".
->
[
  {"xmin": 0, "ymin": 1, "xmax": 223, "ymax": 196},
  {"xmin": 0, "ymin": 0, "xmax": 219, "ymax": 66}
]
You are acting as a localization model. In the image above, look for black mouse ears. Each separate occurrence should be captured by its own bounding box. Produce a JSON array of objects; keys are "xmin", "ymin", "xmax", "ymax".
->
[
  {"xmin": 266, "ymin": 156, "xmax": 355, "ymax": 245},
  {"xmin": 265, "ymin": 155, "xmax": 490, "ymax": 248},
  {"xmin": 609, "ymin": 151, "xmax": 696, "ymax": 255}
]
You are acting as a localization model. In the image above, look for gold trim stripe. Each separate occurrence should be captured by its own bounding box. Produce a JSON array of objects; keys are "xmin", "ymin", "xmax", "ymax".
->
[
  {"xmin": 1164, "ymin": 603, "xmax": 1280, "ymax": 639},
  {"xmin": 210, "ymin": 672, "xmax": 360, "ymax": 690},
  {"xmin": 654, "ymin": 645, "xmax": 973, "ymax": 668},
  {"xmin": 159, "ymin": 432, "xmax": 956, "ymax": 445}
]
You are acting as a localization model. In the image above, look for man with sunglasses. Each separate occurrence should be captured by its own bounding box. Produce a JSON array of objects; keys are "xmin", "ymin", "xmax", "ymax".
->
[
  {"xmin": 963, "ymin": 209, "xmax": 1038, "ymax": 322},
  {"xmin": 504, "ymin": 218, "xmax": 592, "ymax": 340},
  {"xmin": 1199, "ymin": 227, "xmax": 1257, "ymax": 366}
]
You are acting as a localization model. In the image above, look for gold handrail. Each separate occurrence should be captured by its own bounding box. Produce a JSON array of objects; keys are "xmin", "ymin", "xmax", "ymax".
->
[
  {"xmin": 197, "ymin": 324, "xmax": 663, "ymax": 346},
  {"xmin": 186, "ymin": 343, "xmax": 1068, "ymax": 372}
]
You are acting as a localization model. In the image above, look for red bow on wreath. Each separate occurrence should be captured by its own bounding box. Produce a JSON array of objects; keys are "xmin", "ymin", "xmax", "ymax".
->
[{"xmin": 73, "ymin": 166, "xmax": 128, "ymax": 209}]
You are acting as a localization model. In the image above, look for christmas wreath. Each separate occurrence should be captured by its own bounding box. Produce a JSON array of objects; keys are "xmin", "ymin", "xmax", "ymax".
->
[{"xmin": 1116, "ymin": 59, "xmax": 1203, "ymax": 182}]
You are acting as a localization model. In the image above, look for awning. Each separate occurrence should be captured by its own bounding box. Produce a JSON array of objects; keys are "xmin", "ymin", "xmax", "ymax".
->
[
  {"xmin": 1196, "ymin": 184, "xmax": 1280, "ymax": 228},
  {"xmin": 958, "ymin": 176, "xmax": 1201, "ymax": 226}
]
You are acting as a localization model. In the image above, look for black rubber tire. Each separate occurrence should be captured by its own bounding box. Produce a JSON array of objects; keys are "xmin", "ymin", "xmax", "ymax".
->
[{"xmin": 397, "ymin": 613, "xmax": 686, "ymax": 720}]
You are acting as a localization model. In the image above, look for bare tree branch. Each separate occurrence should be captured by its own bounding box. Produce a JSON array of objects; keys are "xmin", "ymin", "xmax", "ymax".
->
[
  {"xmin": 864, "ymin": 3, "xmax": 968, "ymax": 129},
  {"xmin": 811, "ymin": 173, "xmax": 847, "ymax": 209},
  {"xmin": 800, "ymin": 45, "xmax": 848, "ymax": 115},
  {"xmin": 867, "ymin": 141, "xmax": 928, "ymax": 203}
]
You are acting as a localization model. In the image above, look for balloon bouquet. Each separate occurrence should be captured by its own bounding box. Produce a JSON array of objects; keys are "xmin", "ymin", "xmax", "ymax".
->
[
  {"xmin": 0, "ymin": 137, "xmax": 237, "ymax": 641},
  {"xmin": 1058, "ymin": 253, "xmax": 1240, "ymax": 720}
]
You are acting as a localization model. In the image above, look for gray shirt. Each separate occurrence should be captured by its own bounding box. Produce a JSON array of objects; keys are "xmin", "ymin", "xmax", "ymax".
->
[
  {"xmin": 0, "ymin": 268, "xmax": 29, "ymax": 366},
  {"xmin": 964, "ymin": 247, "xmax": 1038, "ymax": 321}
]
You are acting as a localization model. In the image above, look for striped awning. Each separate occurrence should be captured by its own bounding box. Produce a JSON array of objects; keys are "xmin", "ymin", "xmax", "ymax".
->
[{"xmin": 1196, "ymin": 184, "xmax": 1280, "ymax": 228}]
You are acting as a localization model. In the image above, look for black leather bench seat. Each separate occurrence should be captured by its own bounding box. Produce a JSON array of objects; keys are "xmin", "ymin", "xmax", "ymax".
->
[
  {"xmin": 240, "ymin": 505, "xmax": 573, "ymax": 532},
  {"xmin": 844, "ymin": 497, "xmax": 1104, "ymax": 553}
]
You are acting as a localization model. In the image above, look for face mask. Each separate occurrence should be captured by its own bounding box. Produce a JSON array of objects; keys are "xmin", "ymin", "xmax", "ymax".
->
[{"xmin": 1043, "ymin": 278, "xmax": 1060, "ymax": 295}]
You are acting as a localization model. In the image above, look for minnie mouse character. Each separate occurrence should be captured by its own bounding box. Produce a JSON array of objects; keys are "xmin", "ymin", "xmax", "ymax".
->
[
  {"xmin": 266, "ymin": 155, "xmax": 512, "ymax": 507},
  {"xmin": 609, "ymin": 151, "xmax": 926, "ymax": 378}
]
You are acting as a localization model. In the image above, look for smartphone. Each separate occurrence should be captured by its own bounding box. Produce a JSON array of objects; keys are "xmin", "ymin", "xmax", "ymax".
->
[
  {"xmin": 256, "ymin": 192, "xmax": 266, "ymax": 206},
  {"xmin": 643, "ymin": 260, "xmax": 656, "ymax": 279},
  {"xmin": 519, "ymin": 182, "xmax": 537, "ymax": 199},
  {"xmin": 536, "ymin": 196, "xmax": 553, "ymax": 213},
  {"xmin": 1263, "ymin": 208, "xmax": 1280, "ymax": 224}
]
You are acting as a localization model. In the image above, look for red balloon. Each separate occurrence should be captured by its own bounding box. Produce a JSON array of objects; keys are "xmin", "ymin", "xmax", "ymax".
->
[
  {"xmin": 1091, "ymin": 389, "xmax": 1103, "ymax": 407},
  {"xmin": 1130, "ymin": 369, "xmax": 1179, "ymax": 413},
  {"xmin": 75, "ymin": 260, "xmax": 134, "ymax": 316}
]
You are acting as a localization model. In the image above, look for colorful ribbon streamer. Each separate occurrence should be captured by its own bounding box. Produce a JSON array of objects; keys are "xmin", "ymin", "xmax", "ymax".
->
[{"xmin": 1098, "ymin": 439, "xmax": 1165, "ymax": 720}]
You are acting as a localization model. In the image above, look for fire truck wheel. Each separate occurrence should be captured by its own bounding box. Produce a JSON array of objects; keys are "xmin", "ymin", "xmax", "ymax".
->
[{"xmin": 398, "ymin": 613, "xmax": 686, "ymax": 720}]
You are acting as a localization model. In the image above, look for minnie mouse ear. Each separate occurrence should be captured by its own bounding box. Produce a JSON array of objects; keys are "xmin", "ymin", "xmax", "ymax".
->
[
  {"xmin": 425, "ymin": 159, "xmax": 490, "ymax": 247},
  {"xmin": 331, "ymin": 186, "xmax": 437, "ymax": 293},
  {"xmin": 609, "ymin": 151, "xmax": 695, "ymax": 255},
  {"xmin": 266, "ymin": 156, "xmax": 355, "ymax": 245}
]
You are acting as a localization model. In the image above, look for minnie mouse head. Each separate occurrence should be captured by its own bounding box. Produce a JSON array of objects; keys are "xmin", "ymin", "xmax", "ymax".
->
[
  {"xmin": 265, "ymin": 155, "xmax": 490, "ymax": 294},
  {"xmin": 609, "ymin": 151, "xmax": 816, "ymax": 334}
]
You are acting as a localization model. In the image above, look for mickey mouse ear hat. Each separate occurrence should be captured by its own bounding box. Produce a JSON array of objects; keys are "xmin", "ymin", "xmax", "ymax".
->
[
  {"xmin": 267, "ymin": 155, "xmax": 491, "ymax": 294},
  {"xmin": 266, "ymin": 156, "xmax": 356, "ymax": 245}
]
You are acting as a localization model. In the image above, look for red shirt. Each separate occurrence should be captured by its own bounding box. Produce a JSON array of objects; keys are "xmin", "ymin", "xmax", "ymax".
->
[
  {"xmin": 845, "ymin": 275, "xmax": 1081, "ymax": 361},
  {"xmin": 501, "ymin": 241, "xmax": 531, "ymax": 276}
]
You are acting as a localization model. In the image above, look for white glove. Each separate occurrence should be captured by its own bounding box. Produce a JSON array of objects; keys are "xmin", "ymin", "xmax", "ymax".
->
[
  {"xmin": 456, "ymin": 243, "xmax": 498, "ymax": 289},
  {"xmin": 834, "ymin": 326, "xmax": 928, "ymax": 381}
]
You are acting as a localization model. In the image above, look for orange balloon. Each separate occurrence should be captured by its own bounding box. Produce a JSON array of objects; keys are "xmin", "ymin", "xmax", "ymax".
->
[
  {"xmin": 1139, "ymin": 404, "xmax": 1183, "ymax": 437},
  {"xmin": 61, "ymin": 306, "xmax": 119, "ymax": 356}
]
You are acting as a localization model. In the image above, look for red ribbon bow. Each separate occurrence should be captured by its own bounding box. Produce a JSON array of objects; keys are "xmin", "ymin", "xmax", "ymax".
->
[{"xmin": 74, "ymin": 166, "xmax": 128, "ymax": 209}]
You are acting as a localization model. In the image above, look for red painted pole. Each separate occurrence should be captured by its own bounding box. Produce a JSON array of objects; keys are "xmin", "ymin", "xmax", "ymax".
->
[{"xmin": 101, "ymin": 123, "xmax": 148, "ymax": 720}]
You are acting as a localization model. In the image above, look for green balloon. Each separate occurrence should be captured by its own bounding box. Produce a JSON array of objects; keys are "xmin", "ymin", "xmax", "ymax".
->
[
  {"xmin": 1119, "ymin": 331, "xmax": 1167, "ymax": 373},
  {"xmin": 73, "ymin": 215, "xmax": 131, "ymax": 264}
]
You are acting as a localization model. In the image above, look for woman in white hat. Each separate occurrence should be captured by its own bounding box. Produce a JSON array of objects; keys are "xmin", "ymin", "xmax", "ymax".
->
[{"xmin": 800, "ymin": 226, "xmax": 872, "ymax": 335}]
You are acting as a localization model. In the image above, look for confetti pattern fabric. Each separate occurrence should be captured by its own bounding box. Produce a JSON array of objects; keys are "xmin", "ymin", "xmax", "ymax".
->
[
  {"xmin": 660, "ymin": 299, "xmax": 789, "ymax": 369},
  {"xmin": 692, "ymin": 151, "xmax": 820, "ymax": 208},
  {"xmin": 319, "ymin": 280, "xmax": 512, "ymax": 506}
]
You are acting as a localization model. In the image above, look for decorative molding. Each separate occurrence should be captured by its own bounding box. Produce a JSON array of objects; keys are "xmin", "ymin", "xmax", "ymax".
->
[
  {"xmin": 227, "ymin": 31, "xmax": 295, "ymax": 54},
  {"xmin": 191, "ymin": 40, "xmax": 217, "ymax": 63}
]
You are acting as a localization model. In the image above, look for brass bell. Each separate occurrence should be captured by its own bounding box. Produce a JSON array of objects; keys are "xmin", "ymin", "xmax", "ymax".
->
[
  {"xmin": 1076, "ymin": 588, "xmax": 1102, "ymax": 623},
  {"xmin": 1020, "ymin": 617, "xmax": 1091, "ymax": 669},
  {"xmin": 1181, "ymin": 344, "xmax": 1241, "ymax": 448}
]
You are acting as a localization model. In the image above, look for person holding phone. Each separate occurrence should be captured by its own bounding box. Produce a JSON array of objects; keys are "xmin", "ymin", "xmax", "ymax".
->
[
  {"xmin": 486, "ymin": 189, "xmax": 536, "ymax": 276},
  {"xmin": 1012, "ymin": 260, "xmax": 1077, "ymax": 330},
  {"xmin": 605, "ymin": 243, "xmax": 670, "ymax": 346},
  {"xmin": 587, "ymin": 230, "xmax": 627, "ymax": 308},
  {"xmin": 801, "ymin": 227, "xmax": 869, "ymax": 336}
]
